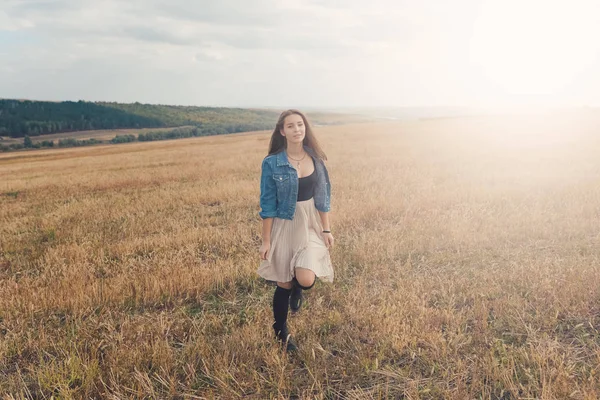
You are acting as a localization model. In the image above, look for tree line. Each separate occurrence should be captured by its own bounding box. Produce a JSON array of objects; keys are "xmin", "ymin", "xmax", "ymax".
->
[
  {"xmin": 0, "ymin": 126, "xmax": 268, "ymax": 152},
  {"xmin": 0, "ymin": 99, "xmax": 279, "ymax": 138}
]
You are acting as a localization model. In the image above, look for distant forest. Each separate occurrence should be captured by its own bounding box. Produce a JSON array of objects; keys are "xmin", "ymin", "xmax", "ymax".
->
[{"xmin": 0, "ymin": 100, "xmax": 279, "ymax": 138}]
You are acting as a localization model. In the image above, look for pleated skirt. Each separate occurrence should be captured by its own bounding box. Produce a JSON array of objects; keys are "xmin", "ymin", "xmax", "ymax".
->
[{"xmin": 258, "ymin": 198, "xmax": 334, "ymax": 283}]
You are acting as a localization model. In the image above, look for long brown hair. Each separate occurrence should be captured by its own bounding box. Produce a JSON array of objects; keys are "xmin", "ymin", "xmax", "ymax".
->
[{"xmin": 268, "ymin": 109, "xmax": 327, "ymax": 160}]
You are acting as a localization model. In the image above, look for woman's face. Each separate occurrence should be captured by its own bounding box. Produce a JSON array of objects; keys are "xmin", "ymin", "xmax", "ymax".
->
[{"xmin": 280, "ymin": 114, "xmax": 306, "ymax": 145}]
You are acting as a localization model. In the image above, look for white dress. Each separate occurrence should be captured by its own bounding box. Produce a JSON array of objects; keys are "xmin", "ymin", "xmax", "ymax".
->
[{"xmin": 258, "ymin": 197, "xmax": 334, "ymax": 283}]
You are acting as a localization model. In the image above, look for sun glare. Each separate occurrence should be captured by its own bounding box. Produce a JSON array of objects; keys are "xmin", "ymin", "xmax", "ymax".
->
[{"xmin": 468, "ymin": 0, "xmax": 599, "ymax": 104}]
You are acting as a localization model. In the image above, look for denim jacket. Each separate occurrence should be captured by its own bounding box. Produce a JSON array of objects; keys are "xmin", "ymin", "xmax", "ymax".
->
[{"xmin": 259, "ymin": 146, "xmax": 331, "ymax": 220}]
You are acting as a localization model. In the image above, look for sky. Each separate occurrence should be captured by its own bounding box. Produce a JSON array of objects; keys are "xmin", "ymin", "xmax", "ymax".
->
[{"xmin": 1, "ymin": 0, "xmax": 600, "ymax": 108}]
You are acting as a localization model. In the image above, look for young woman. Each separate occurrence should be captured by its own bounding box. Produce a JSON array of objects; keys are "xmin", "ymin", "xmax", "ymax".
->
[{"xmin": 258, "ymin": 109, "xmax": 334, "ymax": 352}]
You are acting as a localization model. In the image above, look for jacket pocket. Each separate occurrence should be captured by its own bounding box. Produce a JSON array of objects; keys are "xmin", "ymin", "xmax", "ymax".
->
[
  {"xmin": 272, "ymin": 174, "xmax": 289, "ymax": 183},
  {"xmin": 273, "ymin": 174, "xmax": 291, "ymax": 203}
]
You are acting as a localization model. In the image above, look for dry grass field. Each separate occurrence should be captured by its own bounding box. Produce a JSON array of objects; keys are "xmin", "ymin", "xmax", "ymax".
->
[{"xmin": 1, "ymin": 112, "xmax": 600, "ymax": 399}]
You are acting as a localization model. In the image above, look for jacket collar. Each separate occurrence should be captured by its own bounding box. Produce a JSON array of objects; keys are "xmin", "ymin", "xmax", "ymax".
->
[
  {"xmin": 276, "ymin": 146, "xmax": 316, "ymax": 167},
  {"xmin": 304, "ymin": 146, "xmax": 318, "ymax": 158},
  {"xmin": 275, "ymin": 150, "xmax": 291, "ymax": 167}
]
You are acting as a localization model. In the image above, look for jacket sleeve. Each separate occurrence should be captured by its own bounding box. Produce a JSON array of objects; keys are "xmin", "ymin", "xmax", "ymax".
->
[
  {"xmin": 324, "ymin": 161, "xmax": 331, "ymax": 211},
  {"xmin": 259, "ymin": 158, "xmax": 277, "ymax": 219}
]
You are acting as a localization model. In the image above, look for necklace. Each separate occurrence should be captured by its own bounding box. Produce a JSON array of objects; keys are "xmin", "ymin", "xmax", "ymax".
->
[{"xmin": 287, "ymin": 151, "xmax": 306, "ymax": 170}]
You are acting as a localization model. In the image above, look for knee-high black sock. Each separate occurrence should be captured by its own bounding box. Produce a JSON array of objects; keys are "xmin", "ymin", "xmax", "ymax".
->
[
  {"xmin": 273, "ymin": 286, "xmax": 292, "ymax": 336},
  {"xmin": 296, "ymin": 280, "xmax": 315, "ymax": 291}
]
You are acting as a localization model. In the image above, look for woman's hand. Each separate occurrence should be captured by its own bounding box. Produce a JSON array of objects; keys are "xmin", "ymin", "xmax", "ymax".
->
[
  {"xmin": 259, "ymin": 242, "xmax": 270, "ymax": 260},
  {"xmin": 322, "ymin": 232, "xmax": 334, "ymax": 249}
]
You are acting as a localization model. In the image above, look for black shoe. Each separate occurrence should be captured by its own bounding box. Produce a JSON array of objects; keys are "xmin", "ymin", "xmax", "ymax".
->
[
  {"xmin": 281, "ymin": 333, "xmax": 298, "ymax": 352},
  {"xmin": 290, "ymin": 279, "xmax": 303, "ymax": 314},
  {"xmin": 274, "ymin": 324, "xmax": 298, "ymax": 352}
]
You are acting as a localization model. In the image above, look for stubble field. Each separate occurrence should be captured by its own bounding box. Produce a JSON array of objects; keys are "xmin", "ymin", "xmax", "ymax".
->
[{"xmin": 1, "ymin": 112, "xmax": 600, "ymax": 399}]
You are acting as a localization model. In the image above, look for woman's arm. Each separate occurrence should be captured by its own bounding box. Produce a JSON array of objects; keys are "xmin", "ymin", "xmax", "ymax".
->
[
  {"xmin": 260, "ymin": 217, "xmax": 273, "ymax": 260},
  {"xmin": 259, "ymin": 158, "xmax": 277, "ymax": 219},
  {"xmin": 318, "ymin": 210, "xmax": 331, "ymax": 231},
  {"xmin": 259, "ymin": 158, "xmax": 276, "ymax": 260},
  {"xmin": 262, "ymin": 217, "xmax": 273, "ymax": 244},
  {"xmin": 318, "ymin": 210, "xmax": 334, "ymax": 248}
]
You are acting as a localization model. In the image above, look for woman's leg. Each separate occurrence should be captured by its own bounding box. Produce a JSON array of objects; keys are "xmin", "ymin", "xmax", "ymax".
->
[
  {"xmin": 273, "ymin": 282, "xmax": 292, "ymax": 334},
  {"xmin": 277, "ymin": 281, "xmax": 293, "ymax": 290},
  {"xmin": 294, "ymin": 267, "xmax": 316, "ymax": 288},
  {"xmin": 290, "ymin": 268, "xmax": 316, "ymax": 313},
  {"xmin": 273, "ymin": 281, "xmax": 297, "ymax": 351}
]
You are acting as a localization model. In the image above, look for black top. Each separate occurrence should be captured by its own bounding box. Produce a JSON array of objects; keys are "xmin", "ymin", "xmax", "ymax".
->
[{"xmin": 297, "ymin": 167, "xmax": 317, "ymax": 201}]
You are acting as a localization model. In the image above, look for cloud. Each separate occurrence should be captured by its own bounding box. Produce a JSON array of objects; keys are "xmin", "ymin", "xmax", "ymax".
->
[
  {"xmin": 152, "ymin": 0, "xmax": 279, "ymax": 27},
  {"xmin": 123, "ymin": 26, "xmax": 195, "ymax": 46},
  {"xmin": 0, "ymin": 0, "xmax": 463, "ymax": 107},
  {"xmin": 195, "ymin": 48, "xmax": 226, "ymax": 62},
  {"xmin": 0, "ymin": 10, "xmax": 35, "ymax": 31},
  {"xmin": 1, "ymin": 0, "xmax": 373, "ymax": 52},
  {"xmin": 3, "ymin": 0, "xmax": 598, "ymax": 107}
]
